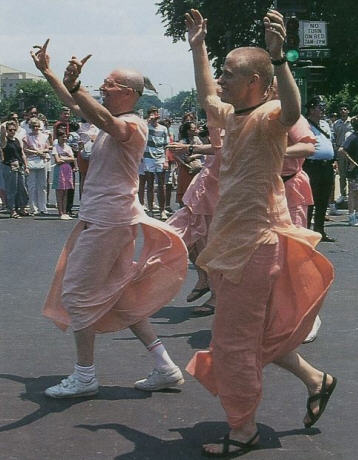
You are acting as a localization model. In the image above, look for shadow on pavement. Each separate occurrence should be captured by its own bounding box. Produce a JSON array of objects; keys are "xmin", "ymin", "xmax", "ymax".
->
[
  {"xmin": 114, "ymin": 329, "xmax": 211, "ymax": 350},
  {"xmin": 75, "ymin": 421, "xmax": 320, "ymax": 459},
  {"xmin": 0, "ymin": 373, "xmax": 151, "ymax": 433},
  {"xmin": 151, "ymin": 305, "xmax": 193, "ymax": 324}
]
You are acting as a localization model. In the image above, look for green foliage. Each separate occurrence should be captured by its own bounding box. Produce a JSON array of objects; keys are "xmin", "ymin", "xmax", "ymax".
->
[
  {"xmin": 135, "ymin": 94, "xmax": 163, "ymax": 114},
  {"xmin": 326, "ymin": 84, "xmax": 358, "ymax": 116},
  {"xmin": 157, "ymin": 0, "xmax": 358, "ymax": 95},
  {"xmin": 163, "ymin": 90, "xmax": 197, "ymax": 116},
  {"xmin": 156, "ymin": 0, "xmax": 273, "ymax": 73},
  {"xmin": 306, "ymin": 0, "xmax": 358, "ymax": 95},
  {"xmin": 0, "ymin": 80, "xmax": 63, "ymax": 121}
]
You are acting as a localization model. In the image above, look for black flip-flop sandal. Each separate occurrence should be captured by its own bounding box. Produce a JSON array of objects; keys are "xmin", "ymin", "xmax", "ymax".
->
[
  {"xmin": 191, "ymin": 303, "xmax": 215, "ymax": 317},
  {"xmin": 304, "ymin": 373, "xmax": 337, "ymax": 428},
  {"xmin": 201, "ymin": 431, "xmax": 259, "ymax": 458},
  {"xmin": 187, "ymin": 287, "xmax": 210, "ymax": 303}
]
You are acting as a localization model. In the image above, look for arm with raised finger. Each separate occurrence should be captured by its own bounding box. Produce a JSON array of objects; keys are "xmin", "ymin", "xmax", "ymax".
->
[
  {"xmin": 30, "ymin": 39, "xmax": 84, "ymax": 118},
  {"xmin": 185, "ymin": 9, "xmax": 217, "ymax": 109},
  {"xmin": 62, "ymin": 56, "xmax": 134, "ymax": 142},
  {"xmin": 265, "ymin": 10, "xmax": 300, "ymax": 126}
]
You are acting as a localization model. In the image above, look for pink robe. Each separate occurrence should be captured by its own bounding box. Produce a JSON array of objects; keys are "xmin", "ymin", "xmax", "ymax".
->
[
  {"xmin": 167, "ymin": 127, "xmax": 222, "ymax": 248},
  {"xmin": 186, "ymin": 97, "xmax": 334, "ymax": 428},
  {"xmin": 43, "ymin": 114, "xmax": 188, "ymax": 332}
]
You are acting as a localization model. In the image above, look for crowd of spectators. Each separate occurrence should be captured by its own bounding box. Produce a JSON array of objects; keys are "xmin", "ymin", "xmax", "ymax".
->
[
  {"xmin": 0, "ymin": 105, "xmax": 208, "ymax": 222},
  {"xmin": 0, "ymin": 105, "xmax": 98, "ymax": 220},
  {"xmin": 2, "ymin": 100, "xmax": 356, "ymax": 229}
]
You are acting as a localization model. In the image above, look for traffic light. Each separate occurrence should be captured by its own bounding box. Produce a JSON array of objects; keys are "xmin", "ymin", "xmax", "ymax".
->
[{"xmin": 285, "ymin": 17, "xmax": 300, "ymax": 63}]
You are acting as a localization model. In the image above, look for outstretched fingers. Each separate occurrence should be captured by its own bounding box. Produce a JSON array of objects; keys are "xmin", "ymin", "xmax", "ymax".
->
[
  {"xmin": 68, "ymin": 54, "xmax": 92, "ymax": 72},
  {"xmin": 190, "ymin": 9, "xmax": 204, "ymax": 24},
  {"xmin": 264, "ymin": 20, "xmax": 285, "ymax": 40},
  {"xmin": 32, "ymin": 38, "xmax": 50, "ymax": 56},
  {"xmin": 81, "ymin": 54, "xmax": 92, "ymax": 66},
  {"xmin": 266, "ymin": 9, "xmax": 284, "ymax": 21},
  {"xmin": 185, "ymin": 8, "xmax": 205, "ymax": 27},
  {"xmin": 30, "ymin": 38, "xmax": 50, "ymax": 69}
]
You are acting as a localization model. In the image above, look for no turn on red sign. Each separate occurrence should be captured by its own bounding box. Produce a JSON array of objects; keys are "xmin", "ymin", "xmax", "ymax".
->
[{"xmin": 299, "ymin": 21, "xmax": 327, "ymax": 47}]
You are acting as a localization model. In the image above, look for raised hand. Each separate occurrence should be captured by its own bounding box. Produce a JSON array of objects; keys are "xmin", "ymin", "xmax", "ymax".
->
[
  {"xmin": 63, "ymin": 54, "xmax": 92, "ymax": 88},
  {"xmin": 264, "ymin": 10, "xmax": 286, "ymax": 59},
  {"xmin": 30, "ymin": 39, "xmax": 51, "ymax": 73},
  {"xmin": 185, "ymin": 9, "xmax": 207, "ymax": 48}
]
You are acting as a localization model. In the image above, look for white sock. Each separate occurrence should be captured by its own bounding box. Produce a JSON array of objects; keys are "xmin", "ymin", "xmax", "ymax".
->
[
  {"xmin": 74, "ymin": 363, "xmax": 96, "ymax": 383},
  {"xmin": 146, "ymin": 339, "xmax": 176, "ymax": 371}
]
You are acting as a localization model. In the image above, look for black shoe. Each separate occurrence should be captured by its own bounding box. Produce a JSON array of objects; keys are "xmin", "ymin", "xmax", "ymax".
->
[{"xmin": 320, "ymin": 233, "xmax": 336, "ymax": 242}]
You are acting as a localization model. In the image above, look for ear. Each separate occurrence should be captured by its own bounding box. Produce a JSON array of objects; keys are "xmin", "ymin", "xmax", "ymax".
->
[{"xmin": 248, "ymin": 73, "xmax": 260, "ymax": 87}]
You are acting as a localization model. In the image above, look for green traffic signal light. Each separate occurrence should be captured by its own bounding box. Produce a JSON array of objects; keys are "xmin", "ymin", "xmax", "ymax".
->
[
  {"xmin": 285, "ymin": 17, "xmax": 300, "ymax": 63},
  {"xmin": 286, "ymin": 49, "xmax": 300, "ymax": 62}
]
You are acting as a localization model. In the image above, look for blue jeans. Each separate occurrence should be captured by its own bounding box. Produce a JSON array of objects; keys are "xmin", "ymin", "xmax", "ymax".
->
[{"xmin": 2, "ymin": 165, "xmax": 28, "ymax": 211}]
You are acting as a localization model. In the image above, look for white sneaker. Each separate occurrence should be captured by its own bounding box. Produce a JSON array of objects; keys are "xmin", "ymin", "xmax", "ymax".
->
[
  {"xmin": 160, "ymin": 210, "xmax": 168, "ymax": 221},
  {"xmin": 45, "ymin": 374, "xmax": 99, "ymax": 398},
  {"xmin": 303, "ymin": 316, "xmax": 322, "ymax": 344},
  {"xmin": 328, "ymin": 204, "xmax": 339, "ymax": 216},
  {"xmin": 134, "ymin": 366, "xmax": 184, "ymax": 391}
]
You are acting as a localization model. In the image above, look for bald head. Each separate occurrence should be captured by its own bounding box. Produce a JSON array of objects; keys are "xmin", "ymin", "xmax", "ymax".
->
[
  {"xmin": 226, "ymin": 47, "xmax": 274, "ymax": 92},
  {"xmin": 109, "ymin": 68, "xmax": 144, "ymax": 96}
]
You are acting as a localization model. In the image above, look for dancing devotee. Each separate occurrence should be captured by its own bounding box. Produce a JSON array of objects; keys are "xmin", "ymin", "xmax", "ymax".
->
[
  {"xmin": 184, "ymin": 9, "xmax": 336, "ymax": 457},
  {"xmin": 167, "ymin": 123, "xmax": 223, "ymax": 315},
  {"xmin": 270, "ymin": 78, "xmax": 322, "ymax": 343},
  {"xmin": 30, "ymin": 39, "xmax": 188, "ymax": 397}
]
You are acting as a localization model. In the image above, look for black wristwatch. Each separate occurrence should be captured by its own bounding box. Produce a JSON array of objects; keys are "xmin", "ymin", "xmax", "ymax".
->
[{"xmin": 271, "ymin": 55, "xmax": 287, "ymax": 66}]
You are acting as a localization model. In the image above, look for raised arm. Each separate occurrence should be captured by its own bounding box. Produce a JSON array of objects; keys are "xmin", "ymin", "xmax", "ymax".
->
[
  {"xmin": 30, "ymin": 40, "xmax": 84, "ymax": 118},
  {"xmin": 185, "ymin": 9, "xmax": 217, "ymax": 108},
  {"xmin": 264, "ymin": 10, "xmax": 301, "ymax": 126},
  {"xmin": 62, "ymin": 56, "xmax": 134, "ymax": 142}
]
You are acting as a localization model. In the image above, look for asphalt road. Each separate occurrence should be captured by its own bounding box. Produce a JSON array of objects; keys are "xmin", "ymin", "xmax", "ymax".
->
[{"xmin": 0, "ymin": 206, "xmax": 357, "ymax": 460}]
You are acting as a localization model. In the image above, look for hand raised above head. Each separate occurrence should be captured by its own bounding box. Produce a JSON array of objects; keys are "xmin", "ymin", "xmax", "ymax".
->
[
  {"xmin": 30, "ymin": 38, "xmax": 51, "ymax": 73},
  {"xmin": 63, "ymin": 54, "xmax": 92, "ymax": 88},
  {"xmin": 264, "ymin": 9, "xmax": 286, "ymax": 59},
  {"xmin": 185, "ymin": 8, "xmax": 207, "ymax": 48}
]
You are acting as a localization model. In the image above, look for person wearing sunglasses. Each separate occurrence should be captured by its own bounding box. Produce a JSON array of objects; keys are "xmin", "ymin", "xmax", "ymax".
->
[
  {"xmin": 23, "ymin": 117, "xmax": 50, "ymax": 216},
  {"xmin": 1, "ymin": 121, "xmax": 29, "ymax": 218},
  {"xmin": 30, "ymin": 39, "xmax": 187, "ymax": 399}
]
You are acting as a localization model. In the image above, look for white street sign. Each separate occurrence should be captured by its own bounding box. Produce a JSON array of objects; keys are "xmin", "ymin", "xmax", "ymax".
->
[{"xmin": 300, "ymin": 21, "xmax": 327, "ymax": 47}]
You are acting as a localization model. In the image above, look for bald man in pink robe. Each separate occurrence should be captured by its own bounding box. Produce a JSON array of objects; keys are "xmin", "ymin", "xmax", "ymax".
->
[
  {"xmin": 31, "ymin": 40, "xmax": 187, "ymax": 399},
  {"xmin": 185, "ymin": 10, "xmax": 336, "ymax": 457}
]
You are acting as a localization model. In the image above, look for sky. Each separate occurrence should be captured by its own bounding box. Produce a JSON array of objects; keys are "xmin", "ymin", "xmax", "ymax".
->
[{"xmin": 0, "ymin": 0, "xmax": 196, "ymax": 100}]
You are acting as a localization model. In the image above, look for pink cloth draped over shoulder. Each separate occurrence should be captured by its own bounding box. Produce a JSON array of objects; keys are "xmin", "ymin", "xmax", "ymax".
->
[
  {"xmin": 43, "ymin": 114, "xmax": 188, "ymax": 332},
  {"xmin": 186, "ymin": 97, "xmax": 334, "ymax": 401},
  {"xmin": 167, "ymin": 126, "xmax": 222, "ymax": 248}
]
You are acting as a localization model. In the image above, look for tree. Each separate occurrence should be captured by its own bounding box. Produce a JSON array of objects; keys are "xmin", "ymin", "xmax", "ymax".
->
[
  {"xmin": 0, "ymin": 80, "xmax": 63, "ymax": 121},
  {"xmin": 156, "ymin": 0, "xmax": 358, "ymax": 95},
  {"xmin": 163, "ymin": 90, "xmax": 195, "ymax": 116},
  {"xmin": 135, "ymin": 94, "xmax": 163, "ymax": 115},
  {"xmin": 157, "ymin": 0, "xmax": 272, "ymax": 73}
]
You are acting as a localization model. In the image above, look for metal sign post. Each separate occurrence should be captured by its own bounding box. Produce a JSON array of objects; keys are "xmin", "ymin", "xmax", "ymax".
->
[{"xmin": 291, "ymin": 67, "xmax": 308, "ymax": 109}]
